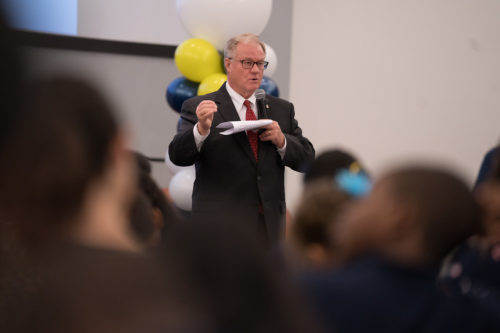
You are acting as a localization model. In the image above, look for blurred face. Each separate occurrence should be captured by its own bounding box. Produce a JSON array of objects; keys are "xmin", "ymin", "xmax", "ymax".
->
[{"xmin": 225, "ymin": 42, "xmax": 265, "ymax": 98}]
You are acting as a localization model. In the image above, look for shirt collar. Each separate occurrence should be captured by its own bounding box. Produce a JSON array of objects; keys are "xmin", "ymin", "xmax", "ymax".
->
[{"xmin": 225, "ymin": 82, "xmax": 256, "ymax": 110}]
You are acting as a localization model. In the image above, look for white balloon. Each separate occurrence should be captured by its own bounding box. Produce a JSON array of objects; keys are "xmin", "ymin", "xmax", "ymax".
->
[
  {"xmin": 263, "ymin": 42, "xmax": 278, "ymax": 77},
  {"xmin": 176, "ymin": 0, "xmax": 273, "ymax": 50},
  {"xmin": 165, "ymin": 149, "xmax": 192, "ymax": 174},
  {"xmin": 168, "ymin": 167, "xmax": 196, "ymax": 211}
]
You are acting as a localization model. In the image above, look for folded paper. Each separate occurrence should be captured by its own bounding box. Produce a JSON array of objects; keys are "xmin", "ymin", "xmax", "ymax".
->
[{"xmin": 216, "ymin": 119, "xmax": 273, "ymax": 135}]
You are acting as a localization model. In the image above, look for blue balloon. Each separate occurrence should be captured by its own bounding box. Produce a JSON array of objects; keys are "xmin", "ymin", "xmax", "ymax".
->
[
  {"xmin": 259, "ymin": 76, "xmax": 279, "ymax": 97},
  {"xmin": 166, "ymin": 77, "xmax": 199, "ymax": 113},
  {"xmin": 177, "ymin": 117, "xmax": 183, "ymax": 133}
]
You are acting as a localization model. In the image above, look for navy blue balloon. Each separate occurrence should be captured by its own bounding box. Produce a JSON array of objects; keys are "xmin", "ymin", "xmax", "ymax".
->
[
  {"xmin": 177, "ymin": 117, "xmax": 183, "ymax": 133},
  {"xmin": 259, "ymin": 76, "xmax": 279, "ymax": 97},
  {"xmin": 166, "ymin": 77, "xmax": 199, "ymax": 113}
]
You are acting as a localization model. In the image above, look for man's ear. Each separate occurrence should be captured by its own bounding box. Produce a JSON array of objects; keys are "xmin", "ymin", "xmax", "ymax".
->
[{"xmin": 224, "ymin": 58, "xmax": 231, "ymax": 74}]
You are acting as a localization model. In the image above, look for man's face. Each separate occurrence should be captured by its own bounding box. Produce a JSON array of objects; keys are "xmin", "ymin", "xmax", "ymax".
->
[{"xmin": 225, "ymin": 42, "xmax": 265, "ymax": 98}]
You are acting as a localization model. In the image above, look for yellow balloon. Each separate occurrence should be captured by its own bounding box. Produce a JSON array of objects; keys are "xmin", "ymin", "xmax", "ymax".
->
[
  {"xmin": 174, "ymin": 38, "xmax": 223, "ymax": 82},
  {"xmin": 197, "ymin": 73, "xmax": 227, "ymax": 96}
]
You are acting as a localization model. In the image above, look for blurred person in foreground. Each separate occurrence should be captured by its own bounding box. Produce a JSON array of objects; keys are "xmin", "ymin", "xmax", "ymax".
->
[
  {"xmin": 162, "ymin": 213, "xmax": 323, "ymax": 333},
  {"xmin": 169, "ymin": 33, "xmax": 314, "ymax": 246},
  {"xmin": 439, "ymin": 148, "xmax": 500, "ymax": 312},
  {"xmin": 301, "ymin": 166, "xmax": 500, "ymax": 332},
  {"xmin": 288, "ymin": 149, "xmax": 371, "ymax": 270},
  {"xmin": 0, "ymin": 2, "xmax": 34, "ymax": 316},
  {"xmin": 0, "ymin": 77, "xmax": 202, "ymax": 332}
]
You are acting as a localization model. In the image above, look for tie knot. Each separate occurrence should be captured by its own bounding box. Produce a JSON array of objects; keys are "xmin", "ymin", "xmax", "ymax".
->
[{"xmin": 244, "ymin": 100, "xmax": 252, "ymax": 109}]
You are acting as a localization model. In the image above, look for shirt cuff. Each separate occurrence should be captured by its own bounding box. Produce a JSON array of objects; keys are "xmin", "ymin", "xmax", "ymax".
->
[
  {"xmin": 193, "ymin": 123, "xmax": 209, "ymax": 151},
  {"xmin": 277, "ymin": 137, "xmax": 287, "ymax": 159}
]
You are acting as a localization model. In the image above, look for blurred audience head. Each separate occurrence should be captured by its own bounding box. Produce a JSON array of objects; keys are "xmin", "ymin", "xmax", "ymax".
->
[
  {"xmin": 474, "ymin": 145, "xmax": 499, "ymax": 189},
  {"xmin": 338, "ymin": 166, "xmax": 481, "ymax": 266},
  {"xmin": 304, "ymin": 149, "xmax": 366, "ymax": 181},
  {"xmin": 304, "ymin": 148, "xmax": 371, "ymax": 197},
  {"xmin": 492, "ymin": 148, "xmax": 500, "ymax": 181},
  {"xmin": 476, "ymin": 147, "xmax": 500, "ymax": 240},
  {"xmin": 291, "ymin": 181, "xmax": 351, "ymax": 269},
  {"xmin": 129, "ymin": 151, "xmax": 179, "ymax": 247},
  {"xmin": 0, "ymin": 76, "xmax": 138, "ymax": 251},
  {"xmin": 290, "ymin": 149, "xmax": 372, "ymax": 269}
]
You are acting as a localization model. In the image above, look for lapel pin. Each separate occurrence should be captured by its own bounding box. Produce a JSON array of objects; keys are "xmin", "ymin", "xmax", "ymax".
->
[{"xmin": 266, "ymin": 104, "xmax": 269, "ymax": 109}]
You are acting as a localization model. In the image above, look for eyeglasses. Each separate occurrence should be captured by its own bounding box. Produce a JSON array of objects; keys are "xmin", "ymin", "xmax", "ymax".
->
[{"xmin": 230, "ymin": 58, "xmax": 269, "ymax": 70}]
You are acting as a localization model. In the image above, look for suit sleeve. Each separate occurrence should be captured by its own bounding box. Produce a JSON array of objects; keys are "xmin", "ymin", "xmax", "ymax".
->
[
  {"xmin": 282, "ymin": 103, "xmax": 315, "ymax": 172},
  {"xmin": 168, "ymin": 100, "xmax": 201, "ymax": 166}
]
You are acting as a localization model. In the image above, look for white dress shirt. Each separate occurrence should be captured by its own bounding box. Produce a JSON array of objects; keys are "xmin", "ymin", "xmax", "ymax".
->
[{"xmin": 193, "ymin": 82, "xmax": 286, "ymax": 158}]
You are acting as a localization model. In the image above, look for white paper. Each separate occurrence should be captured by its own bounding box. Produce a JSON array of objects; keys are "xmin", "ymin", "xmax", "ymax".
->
[{"xmin": 216, "ymin": 119, "xmax": 273, "ymax": 135}]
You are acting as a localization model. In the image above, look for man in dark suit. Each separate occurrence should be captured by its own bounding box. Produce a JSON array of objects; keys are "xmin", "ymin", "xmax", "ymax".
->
[{"xmin": 169, "ymin": 33, "xmax": 314, "ymax": 244}]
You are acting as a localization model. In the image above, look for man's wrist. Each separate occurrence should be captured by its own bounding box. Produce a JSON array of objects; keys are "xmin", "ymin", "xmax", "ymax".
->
[
  {"xmin": 193, "ymin": 122, "xmax": 209, "ymax": 152},
  {"xmin": 197, "ymin": 123, "xmax": 209, "ymax": 136},
  {"xmin": 277, "ymin": 134, "xmax": 286, "ymax": 149}
]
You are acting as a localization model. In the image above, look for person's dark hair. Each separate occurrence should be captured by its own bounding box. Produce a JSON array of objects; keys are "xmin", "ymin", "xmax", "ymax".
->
[
  {"xmin": 128, "ymin": 151, "xmax": 180, "ymax": 244},
  {"xmin": 129, "ymin": 191, "xmax": 155, "ymax": 243},
  {"xmin": 491, "ymin": 147, "xmax": 500, "ymax": 181},
  {"xmin": 293, "ymin": 181, "xmax": 351, "ymax": 252},
  {"xmin": 138, "ymin": 170, "xmax": 173, "ymax": 227},
  {"xmin": 129, "ymin": 172, "xmax": 179, "ymax": 244},
  {"xmin": 304, "ymin": 148, "xmax": 366, "ymax": 184},
  {"xmin": 474, "ymin": 145, "xmax": 500, "ymax": 188},
  {"xmin": 0, "ymin": 76, "xmax": 119, "ymax": 242},
  {"xmin": 386, "ymin": 167, "xmax": 481, "ymax": 262},
  {"xmin": 132, "ymin": 151, "xmax": 152, "ymax": 176}
]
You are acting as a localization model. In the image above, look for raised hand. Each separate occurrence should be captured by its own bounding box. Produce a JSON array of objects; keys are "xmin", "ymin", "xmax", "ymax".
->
[{"xmin": 196, "ymin": 100, "xmax": 217, "ymax": 135}]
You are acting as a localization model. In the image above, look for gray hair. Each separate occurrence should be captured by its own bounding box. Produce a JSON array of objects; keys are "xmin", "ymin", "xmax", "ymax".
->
[{"xmin": 223, "ymin": 33, "xmax": 266, "ymax": 59}]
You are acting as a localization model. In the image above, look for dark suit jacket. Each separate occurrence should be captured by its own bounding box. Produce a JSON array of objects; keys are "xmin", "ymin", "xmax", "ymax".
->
[{"xmin": 169, "ymin": 83, "xmax": 315, "ymax": 242}]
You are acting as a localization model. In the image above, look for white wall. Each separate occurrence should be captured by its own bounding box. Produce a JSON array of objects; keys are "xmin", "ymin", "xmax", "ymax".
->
[{"xmin": 287, "ymin": 0, "xmax": 500, "ymax": 210}]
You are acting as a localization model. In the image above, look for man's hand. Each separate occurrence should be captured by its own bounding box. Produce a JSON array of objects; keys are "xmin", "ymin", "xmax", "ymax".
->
[
  {"xmin": 259, "ymin": 121, "xmax": 285, "ymax": 148},
  {"xmin": 196, "ymin": 100, "xmax": 217, "ymax": 135}
]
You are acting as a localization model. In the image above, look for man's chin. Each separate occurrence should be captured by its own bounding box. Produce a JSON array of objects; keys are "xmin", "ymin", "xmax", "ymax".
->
[{"xmin": 247, "ymin": 81, "xmax": 262, "ymax": 91}]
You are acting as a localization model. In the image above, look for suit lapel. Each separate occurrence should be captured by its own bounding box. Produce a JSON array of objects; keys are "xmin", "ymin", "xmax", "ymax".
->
[{"xmin": 214, "ymin": 84, "xmax": 257, "ymax": 166}]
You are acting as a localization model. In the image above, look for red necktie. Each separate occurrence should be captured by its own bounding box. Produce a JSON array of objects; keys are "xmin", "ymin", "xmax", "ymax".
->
[{"xmin": 243, "ymin": 100, "xmax": 258, "ymax": 161}]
